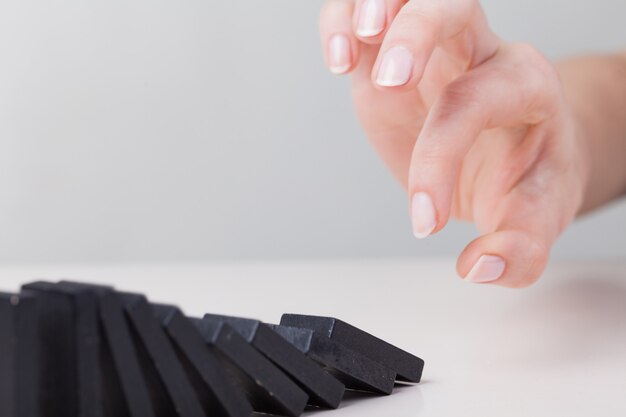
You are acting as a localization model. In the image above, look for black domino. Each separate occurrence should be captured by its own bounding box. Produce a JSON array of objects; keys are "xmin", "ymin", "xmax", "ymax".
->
[
  {"xmin": 120, "ymin": 293, "xmax": 206, "ymax": 417},
  {"xmin": 280, "ymin": 314, "xmax": 424, "ymax": 382},
  {"xmin": 0, "ymin": 280, "xmax": 424, "ymax": 417},
  {"xmin": 193, "ymin": 317, "xmax": 309, "ymax": 417},
  {"xmin": 268, "ymin": 324, "xmax": 396, "ymax": 394},
  {"xmin": 59, "ymin": 282, "xmax": 156, "ymax": 417},
  {"xmin": 152, "ymin": 304, "xmax": 253, "ymax": 417},
  {"xmin": 0, "ymin": 292, "xmax": 39, "ymax": 417},
  {"xmin": 22, "ymin": 281, "xmax": 104, "ymax": 417},
  {"xmin": 203, "ymin": 314, "xmax": 345, "ymax": 409}
]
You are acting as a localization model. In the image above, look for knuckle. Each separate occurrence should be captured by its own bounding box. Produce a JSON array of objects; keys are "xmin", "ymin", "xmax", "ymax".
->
[
  {"xmin": 320, "ymin": 0, "xmax": 351, "ymax": 21},
  {"xmin": 510, "ymin": 42, "xmax": 542, "ymax": 61},
  {"xmin": 402, "ymin": 0, "xmax": 476, "ymax": 34},
  {"xmin": 415, "ymin": 140, "xmax": 454, "ymax": 166},
  {"xmin": 399, "ymin": 1, "xmax": 443, "ymax": 30},
  {"xmin": 320, "ymin": 1, "xmax": 334, "ymax": 20},
  {"xmin": 436, "ymin": 80, "xmax": 483, "ymax": 120},
  {"xmin": 509, "ymin": 43, "xmax": 563, "ymax": 109},
  {"xmin": 457, "ymin": 0, "xmax": 480, "ymax": 22},
  {"xmin": 512, "ymin": 43, "xmax": 559, "ymax": 83}
]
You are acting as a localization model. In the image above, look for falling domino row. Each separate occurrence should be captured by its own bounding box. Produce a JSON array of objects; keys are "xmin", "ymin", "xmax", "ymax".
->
[{"xmin": 0, "ymin": 281, "xmax": 424, "ymax": 417}]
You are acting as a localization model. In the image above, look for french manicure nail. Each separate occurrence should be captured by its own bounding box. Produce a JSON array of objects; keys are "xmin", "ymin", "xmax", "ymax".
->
[
  {"xmin": 357, "ymin": 0, "xmax": 386, "ymax": 37},
  {"xmin": 376, "ymin": 46, "xmax": 413, "ymax": 87},
  {"xmin": 411, "ymin": 192, "xmax": 437, "ymax": 239},
  {"xmin": 465, "ymin": 255, "xmax": 506, "ymax": 283},
  {"xmin": 328, "ymin": 34, "xmax": 351, "ymax": 74}
]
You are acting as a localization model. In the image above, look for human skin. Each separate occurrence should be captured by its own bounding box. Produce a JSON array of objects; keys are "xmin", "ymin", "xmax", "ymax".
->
[{"xmin": 320, "ymin": 0, "xmax": 626, "ymax": 287}]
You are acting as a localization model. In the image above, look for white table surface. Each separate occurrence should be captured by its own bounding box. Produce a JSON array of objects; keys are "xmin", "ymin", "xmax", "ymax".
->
[{"xmin": 1, "ymin": 259, "xmax": 625, "ymax": 416}]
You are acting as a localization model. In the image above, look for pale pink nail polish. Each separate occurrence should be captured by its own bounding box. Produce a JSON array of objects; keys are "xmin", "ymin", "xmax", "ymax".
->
[
  {"xmin": 328, "ymin": 34, "xmax": 351, "ymax": 75},
  {"xmin": 465, "ymin": 255, "xmax": 506, "ymax": 283},
  {"xmin": 376, "ymin": 46, "xmax": 413, "ymax": 87},
  {"xmin": 411, "ymin": 192, "xmax": 437, "ymax": 239},
  {"xmin": 357, "ymin": 0, "xmax": 386, "ymax": 37}
]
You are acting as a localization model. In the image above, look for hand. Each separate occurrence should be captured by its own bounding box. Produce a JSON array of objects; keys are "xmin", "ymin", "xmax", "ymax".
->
[{"xmin": 320, "ymin": 0, "xmax": 590, "ymax": 287}]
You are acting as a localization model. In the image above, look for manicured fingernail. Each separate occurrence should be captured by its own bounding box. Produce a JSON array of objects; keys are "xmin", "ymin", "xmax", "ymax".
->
[
  {"xmin": 411, "ymin": 192, "xmax": 437, "ymax": 239},
  {"xmin": 357, "ymin": 0, "xmax": 386, "ymax": 37},
  {"xmin": 328, "ymin": 34, "xmax": 351, "ymax": 74},
  {"xmin": 465, "ymin": 255, "xmax": 506, "ymax": 283},
  {"xmin": 376, "ymin": 46, "xmax": 413, "ymax": 87}
]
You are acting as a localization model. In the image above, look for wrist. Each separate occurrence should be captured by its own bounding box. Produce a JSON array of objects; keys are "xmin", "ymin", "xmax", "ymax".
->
[
  {"xmin": 557, "ymin": 53, "xmax": 626, "ymax": 214},
  {"xmin": 570, "ymin": 110, "xmax": 594, "ymax": 215}
]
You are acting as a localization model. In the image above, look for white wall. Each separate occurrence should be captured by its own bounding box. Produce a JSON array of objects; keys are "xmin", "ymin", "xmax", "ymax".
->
[{"xmin": 0, "ymin": 0, "xmax": 624, "ymax": 263}]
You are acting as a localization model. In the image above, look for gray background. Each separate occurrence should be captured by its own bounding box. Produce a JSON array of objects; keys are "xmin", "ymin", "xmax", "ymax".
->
[{"xmin": 0, "ymin": 0, "xmax": 624, "ymax": 263}]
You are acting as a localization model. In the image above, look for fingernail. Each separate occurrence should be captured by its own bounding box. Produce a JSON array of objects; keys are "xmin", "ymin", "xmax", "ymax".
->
[
  {"xmin": 376, "ymin": 46, "xmax": 413, "ymax": 87},
  {"xmin": 411, "ymin": 192, "xmax": 437, "ymax": 239},
  {"xmin": 357, "ymin": 0, "xmax": 386, "ymax": 37},
  {"xmin": 465, "ymin": 255, "xmax": 506, "ymax": 283},
  {"xmin": 328, "ymin": 34, "xmax": 351, "ymax": 75}
]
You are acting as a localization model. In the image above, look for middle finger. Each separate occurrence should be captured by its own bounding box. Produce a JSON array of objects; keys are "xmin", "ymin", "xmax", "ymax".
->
[{"xmin": 353, "ymin": 0, "xmax": 408, "ymax": 44}]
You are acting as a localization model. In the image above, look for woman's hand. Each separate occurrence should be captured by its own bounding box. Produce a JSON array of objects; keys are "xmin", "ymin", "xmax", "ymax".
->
[{"xmin": 320, "ymin": 0, "xmax": 591, "ymax": 287}]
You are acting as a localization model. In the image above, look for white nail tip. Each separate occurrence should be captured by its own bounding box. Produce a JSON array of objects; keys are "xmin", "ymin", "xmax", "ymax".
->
[
  {"xmin": 413, "ymin": 224, "xmax": 435, "ymax": 240},
  {"xmin": 465, "ymin": 255, "xmax": 506, "ymax": 283},
  {"xmin": 329, "ymin": 64, "xmax": 350, "ymax": 75},
  {"xmin": 411, "ymin": 192, "xmax": 437, "ymax": 240},
  {"xmin": 328, "ymin": 35, "xmax": 351, "ymax": 75},
  {"xmin": 376, "ymin": 78, "xmax": 407, "ymax": 87},
  {"xmin": 357, "ymin": 0, "xmax": 385, "ymax": 38},
  {"xmin": 356, "ymin": 27, "xmax": 384, "ymax": 38}
]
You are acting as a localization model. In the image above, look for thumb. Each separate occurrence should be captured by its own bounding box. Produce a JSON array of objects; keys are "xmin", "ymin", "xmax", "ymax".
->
[
  {"xmin": 456, "ymin": 164, "xmax": 582, "ymax": 288},
  {"xmin": 457, "ymin": 229, "xmax": 550, "ymax": 288}
]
